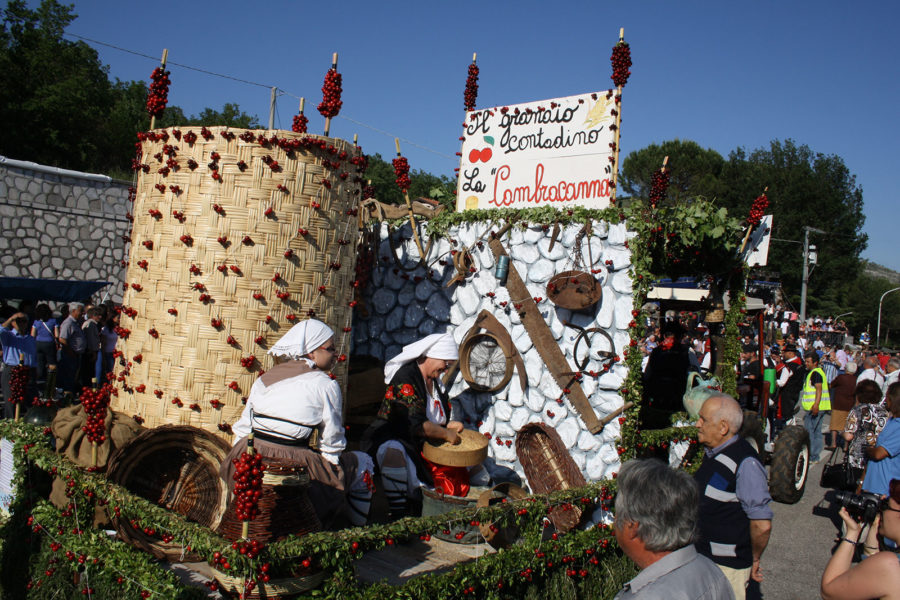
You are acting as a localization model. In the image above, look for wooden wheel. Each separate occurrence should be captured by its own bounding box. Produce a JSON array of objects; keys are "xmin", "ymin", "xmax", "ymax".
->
[{"xmin": 459, "ymin": 332, "xmax": 514, "ymax": 392}]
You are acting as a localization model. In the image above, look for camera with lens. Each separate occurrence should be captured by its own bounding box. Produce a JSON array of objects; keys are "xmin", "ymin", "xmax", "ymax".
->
[{"xmin": 835, "ymin": 490, "xmax": 885, "ymax": 523}]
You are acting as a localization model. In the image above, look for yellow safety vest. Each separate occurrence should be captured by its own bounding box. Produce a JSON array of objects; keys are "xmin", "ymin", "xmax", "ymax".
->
[{"xmin": 801, "ymin": 367, "xmax": 831, "ymax": 411}]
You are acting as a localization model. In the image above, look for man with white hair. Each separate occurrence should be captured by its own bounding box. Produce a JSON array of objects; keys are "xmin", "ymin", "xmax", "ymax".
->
[
  {"xmin": 883, "ymin": 357, "xmax": 900, "ymax": 394},
  {"xmin": 694, "ymin": 394, "xmax": 773, "ymax": 600},
  {"xmin": 857, "ymin": 355, "xmax": 885, "ymax": 389},
  {"xmin": 614, "ymin": 459, "xmax": 734, "ymax": 599},
  {"xmin": 224, "ymin": 319, "xmax": 374, "ymax": 528}
]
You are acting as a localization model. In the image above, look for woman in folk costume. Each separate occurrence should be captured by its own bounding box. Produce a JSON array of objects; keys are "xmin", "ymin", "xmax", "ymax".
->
[
  {"xmin": 223, "ymin": 319, "xmax": 374, "ymax": 528},
  {"xmin": 363, "ymin": 332, "xmax": 471, "ymax": 516}
]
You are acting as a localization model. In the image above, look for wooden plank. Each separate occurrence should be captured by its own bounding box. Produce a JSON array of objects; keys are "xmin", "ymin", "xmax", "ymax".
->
[{"xmin": 488, "ymin": 237, "xmax": 602, "ymax": 433}]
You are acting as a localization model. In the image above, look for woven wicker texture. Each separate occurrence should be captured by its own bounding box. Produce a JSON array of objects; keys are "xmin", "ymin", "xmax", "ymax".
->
[
  {"xmin": 211, "ymin": 566, "xmax": 325, "ymax": 599},
  {"xmin": 113, "ymin": 127, "xmax": 365, "ymax": 438},
  {"xmin": 106, "ymin": 424, "xmax": 231, "ymax": 561},
  {"xmin": 217, "ymin": 458, "xmax": 322, "ymax": 543},
  {"xmin": 515, "ymin": 422, "xmax": 586, "ymax": 532}
]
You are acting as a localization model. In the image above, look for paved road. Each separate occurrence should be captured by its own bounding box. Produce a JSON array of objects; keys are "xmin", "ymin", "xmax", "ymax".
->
[{"xmin": 761, "ymin": 456, "xmax": 846, "ymax": 600}]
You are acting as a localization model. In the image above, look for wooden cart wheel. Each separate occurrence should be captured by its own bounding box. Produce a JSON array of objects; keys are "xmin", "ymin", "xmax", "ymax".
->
[
  {"xmin": 572, "ymin": 327, "xmax": 616, "ymax": 371},
  {"xmin": 460, "ymin": 332, "xmax": 514, "ymax": 392}
]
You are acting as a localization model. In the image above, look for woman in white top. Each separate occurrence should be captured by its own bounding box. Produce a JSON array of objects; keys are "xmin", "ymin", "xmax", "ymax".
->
[{"xmin": 223, "ymin": 319, "xmax": 373, "ymax": 528}]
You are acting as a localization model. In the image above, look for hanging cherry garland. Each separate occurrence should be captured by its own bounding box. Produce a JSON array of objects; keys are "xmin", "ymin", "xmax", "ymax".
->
[
  {"xmin": 80, "ymin": 383, "xmax": 112, "ymax": 445},
  {"xmin": 8, "ymin": 360, "xmax": 31, "ymax": 412},
  {"xmin": 231, "ymin": 445, "xmax": 265, "ymax": 523},
  {"xmin": 610, "ymin": 38, "xmax": 632, "ymax": 88},
  {"xmin": 146, "ymin": 49, "xmax": 171, "ymax": 124},
  {"xmin": 648, "ymin": 159, "xmax": 670, "ymax": 209},
  {"xmin": 392, "ymin": 155, "xmax": 411, "ymax": 193},
  {"xmin": 292, "ymin": 97, "xmax": 309, "ymax": 134},
  {"xmin": 747, "ymin": 192, "xmax": 769, "ymax": 227},
  {"xmin": 463, "ymin": 53, "xmax": 479, "ymax": 112},
  {"xmin": 318, "ymin": 53, "xmax": 343, "ymax": 137}
]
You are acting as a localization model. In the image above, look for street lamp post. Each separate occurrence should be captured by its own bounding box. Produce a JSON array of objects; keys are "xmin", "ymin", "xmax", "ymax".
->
[
  {"xmin": 877, "ymin": 287, "xmax": 900, "ymax": 347},
  {"xmin": 800, "ymin": 226, "xmax": 826, "ymax": 324}
]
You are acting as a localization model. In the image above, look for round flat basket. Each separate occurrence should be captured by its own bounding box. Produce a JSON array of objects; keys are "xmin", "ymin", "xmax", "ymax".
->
[
  {"xmin": 546, "ymin": 270, "xmax": 602, "ymax": 312},
  {"xmin": 106, "ymin": 424, "xmax": 231, "ymax": 561},
  {"xmin": 422, "ymin": 429, "xmax": 488, "ymax": 467}
]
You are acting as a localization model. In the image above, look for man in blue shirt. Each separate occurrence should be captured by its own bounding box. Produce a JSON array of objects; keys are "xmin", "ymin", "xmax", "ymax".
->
[
  {"xmin": 0, "ymin": 311, "xmax": 38, "ymax": 419},
  {"xmin": 863, "ymin": 383, "xmax": 900, "ymax": 499}
]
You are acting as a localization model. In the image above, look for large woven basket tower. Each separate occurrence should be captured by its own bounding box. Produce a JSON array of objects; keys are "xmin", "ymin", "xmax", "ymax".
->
[{"xmin": 113, "ymin": 127, "xmax": 365, "ymax": 439}]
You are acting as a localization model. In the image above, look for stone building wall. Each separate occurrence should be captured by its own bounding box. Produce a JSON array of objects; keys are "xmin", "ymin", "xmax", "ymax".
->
[
  {"xmin": 353, "ymin": 221, "xmax": 634, "ymax": 486},
  {"xmin": 0, "ymin": 157, "xmax": 131, "ymax": 302}
]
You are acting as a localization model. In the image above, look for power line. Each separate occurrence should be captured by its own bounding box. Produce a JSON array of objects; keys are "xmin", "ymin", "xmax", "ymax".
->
[{"xmin": 63, "ymin": 32, "xmax": 457, "ymax": 162}]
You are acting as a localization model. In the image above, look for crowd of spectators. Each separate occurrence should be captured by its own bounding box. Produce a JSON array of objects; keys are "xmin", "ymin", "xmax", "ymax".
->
[{"xmin": 0, "ymin": 299, "xmax": 120, "ymax": 415}]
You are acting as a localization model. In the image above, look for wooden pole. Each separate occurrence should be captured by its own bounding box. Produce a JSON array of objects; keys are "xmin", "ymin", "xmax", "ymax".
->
[
  {"xmin": 323, "ymin": 53, "xmax": 338, "ymax": 137},
  {"xmin": 610, "ymin": 29, "xmax": 624, "ymax": 204},
  {"xmin": 268, "ymin": 87, "xmax": 277, "ymax": 130},
  {"xmin": 149, "ymin": 48, "xmax": 168, "ymax": 131}
]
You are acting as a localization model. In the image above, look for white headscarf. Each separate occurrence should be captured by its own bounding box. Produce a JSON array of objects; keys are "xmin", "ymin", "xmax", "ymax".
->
[
  {"xmin": 267, "ymin": 319, "xmax": 334, "ymax": 360},
  {"xmin": 384, "ymin": 332, "xmax": 458, "ymax": 384}
]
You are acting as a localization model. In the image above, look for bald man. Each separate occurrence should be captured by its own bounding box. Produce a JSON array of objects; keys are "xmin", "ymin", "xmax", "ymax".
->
[{"xmin": 694, "ymin": 394, "xmax": 773, "ymax": 600}]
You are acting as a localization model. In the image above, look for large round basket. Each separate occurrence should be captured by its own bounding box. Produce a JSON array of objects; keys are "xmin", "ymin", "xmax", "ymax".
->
[
  {"xmin": 106, "ymin": 425, "xmax": 231, "ymax": 561},
  {"xmin": 112, "ymin": 127, "xmax": 366, "ymax": 439},
  {"xmin": 422, "ymin": 428, "xmax": 488, "ymax": 467},
  {"xmin": 515, "ymin": 423, "xmax": 586, "ymax": 532},
  {"xmin": 217, "ymin": 457, "xmax": 322, "ymax": 544}
]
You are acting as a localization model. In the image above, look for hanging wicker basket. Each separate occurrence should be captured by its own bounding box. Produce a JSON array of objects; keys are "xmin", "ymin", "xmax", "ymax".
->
[
  {"xmin": 113, "ymin": 127, "xmax": 365, "ymax": 439},
  {"xmin": 105, "ymin": 424, "xmax": 231, "ymax": 561},
  {"xmin": 546, "ymin": 270, "xmax": 603, "ymax": 313}
]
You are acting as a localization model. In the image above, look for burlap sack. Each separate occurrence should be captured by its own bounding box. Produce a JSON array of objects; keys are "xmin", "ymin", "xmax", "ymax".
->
[{"xmin": 49, "ymin": 406, "xmax": 145, "ymax": 519}]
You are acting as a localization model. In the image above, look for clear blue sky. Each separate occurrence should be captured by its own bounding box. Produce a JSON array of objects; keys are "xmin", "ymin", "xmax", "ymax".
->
[{"xmin": 57, "ymin": 0, "xmax": 900, "ymax": 271}]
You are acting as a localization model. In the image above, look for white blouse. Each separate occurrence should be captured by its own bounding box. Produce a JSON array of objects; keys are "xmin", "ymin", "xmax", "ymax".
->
[{"xmin": 231, "ymin": 365, "xmax": 346, "ymax": 465}]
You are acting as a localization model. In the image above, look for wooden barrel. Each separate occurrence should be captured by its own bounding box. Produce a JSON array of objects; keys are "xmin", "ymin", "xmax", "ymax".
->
[{"xmin": 112, "ymin": 127, "xmax": 365, "ymax": 439}]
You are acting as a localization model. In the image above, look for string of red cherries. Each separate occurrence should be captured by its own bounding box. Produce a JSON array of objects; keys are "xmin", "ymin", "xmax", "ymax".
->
[
  {"xmin": 464, "ymin": 60, "xmax": 479, "ymax": 112},
  {"xmin": 610, "ymin": 39, "xmax": 632, "ymax": 88},
  {"xmin": 8, "ymin": 362, "xmax": 31, "ymax": 406},
  {"xmin": 747, "ymin": 193, "xmax": 769, "ymax": 227},
  {"xmin": 648, "ymin": 168, "xmax": 670, "ymax": 209},
  {"xmin": 231, "ymin": 445, "xmax": 265, "ymax": 521},
  {"xmin": 317, "ymin": 68, "xmax": 343, "ymax": 119},
  {"xmin": 392, "ymin": 156, "xmax": 411, "ymax": 192},
  {"xmin": 80, "ymin": 384, "xmax": 112, "ymax": 444},
  {"xmin": 146, "ymin": 66, "xmax": 171, "ymax": 118}
]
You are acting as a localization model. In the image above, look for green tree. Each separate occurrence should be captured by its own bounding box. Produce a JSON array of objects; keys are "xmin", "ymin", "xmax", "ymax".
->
[
  {"xmin": 619, "ymin": 139, "xmax": 726, "ymax": 204},
  {"xmin": 717, "ymin": 140, "xmax": 867, "ymax": 316},
  {"xmin": 363, "ymin": 153, "xmax": 456, "ymax": 209},
  {"xmin": 156, "ymin": 102, "xmax": 260, "ymax": 129},
  {"xmin": 0, "ymin": 0, "xmax": 116, "ymax": 171}
]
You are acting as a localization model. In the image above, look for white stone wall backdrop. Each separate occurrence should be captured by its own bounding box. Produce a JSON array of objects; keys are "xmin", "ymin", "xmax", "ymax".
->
[
  {"xmin": 353, "ymin": 221, "xmax": 635, "ymax": 486},
  {"xmin": 0, "ymin": 162, "xmax": 131, "ymax": 302}
]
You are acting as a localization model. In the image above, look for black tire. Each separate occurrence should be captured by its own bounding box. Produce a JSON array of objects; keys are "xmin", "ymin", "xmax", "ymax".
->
[
  {"xmin": 740, "ymin": 410, "xmax": 766, "ymax": 458},
  {"xmin": 769, "ymin": 425, "xmax": 810, "ymax": 504}
]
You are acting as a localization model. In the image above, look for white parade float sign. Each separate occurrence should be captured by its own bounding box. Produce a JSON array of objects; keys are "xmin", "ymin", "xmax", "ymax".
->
[{"xmin": 456, "ymin": 91, "xmax": 617, "ymax": 211}]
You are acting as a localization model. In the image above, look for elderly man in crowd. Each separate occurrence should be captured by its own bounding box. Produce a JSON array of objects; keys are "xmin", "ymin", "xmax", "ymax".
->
[
  {"xmin": 858, "ymin": 355, "xmax": 885, "ymax": 389},
  {"xmin": 57, "ymin": 303, "xmax": 86, "ymax": 394},
  {"xmin": 695, "ymin": 394, "xmax": 773, "ymax": 600},
  {"xmin": 883, "ymin": 357, "xmax": 900, "ymax": 394},
  {"xmin": 614, "ymin": 459, "xmax": 734, "ymax": 600}
]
